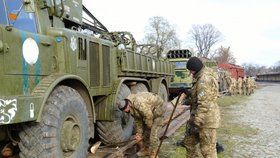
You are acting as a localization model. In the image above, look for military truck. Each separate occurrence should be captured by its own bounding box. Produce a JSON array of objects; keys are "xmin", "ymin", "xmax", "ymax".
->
[
  {"xmin": 167, "ymin": 50, "xmax": 230, "ymax": 98},
  {"xmin": 0, "ymin": 0, "xmax": 174, "ymax": 157},
  {"xmin": 167, "ymin": 49, "xmax": 192, "ymax": 99}
]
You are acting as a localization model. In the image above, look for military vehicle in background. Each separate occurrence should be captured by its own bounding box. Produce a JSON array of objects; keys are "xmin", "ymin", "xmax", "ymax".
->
[
  {"xmin": 166, "ymin": 49, "xmax": 192, "ymax": 99},
  {"xmin": 0, "ymin": 0, "xmax": 174, "ymax": 157},
  {"xmin": 167, "ymin": 50, "xmax": 232, "ymax": 97}
]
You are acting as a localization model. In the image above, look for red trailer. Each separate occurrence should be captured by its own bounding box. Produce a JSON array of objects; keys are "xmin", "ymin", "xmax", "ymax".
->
[{"xmin": 218, "ymin": 63, "xmax": 245, "ymax": 80}]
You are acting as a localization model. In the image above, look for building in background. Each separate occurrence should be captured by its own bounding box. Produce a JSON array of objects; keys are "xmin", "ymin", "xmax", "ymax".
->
[{"xmin": 218, "ymin": 63, "xmax": 245, "ymax": 79}]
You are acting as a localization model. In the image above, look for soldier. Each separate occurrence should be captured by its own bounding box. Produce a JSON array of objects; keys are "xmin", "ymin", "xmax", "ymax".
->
[
  {"xmin": 246, "ymin": 76, "xmax": 251, "ymax": 95},
  {"xmin": 237, "ymin": 77, "xmax": 243, "ymax": 95},
  {"xmin": 225, "ymin": 73, "xmax": 233, "ymax": 95},
  {"xmin": 248, "ymin": 76, "xmax": 255, "ymax": 95},
  {"xmin": 183, "ymin": 57, "xmax": 221, "ymax": 158},
  {"xmin": 231, "ymin": 78, "xmax": 237, "ymax": 95},
  {"xmin": 118, "ymin": 92, "xmax": 166, "ymax": 158},
  {"xmin": 242, "ymin": 76, "xmax": 248, "ymax": 95},
  {"xmin": 251, "ymin": 77, "xmax": 257, "ymax": 94}
]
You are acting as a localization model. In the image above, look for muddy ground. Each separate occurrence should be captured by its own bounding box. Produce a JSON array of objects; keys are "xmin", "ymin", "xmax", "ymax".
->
[{"xmin": 229, "ymin": 82, "xmax": 280, "ymax": 158}]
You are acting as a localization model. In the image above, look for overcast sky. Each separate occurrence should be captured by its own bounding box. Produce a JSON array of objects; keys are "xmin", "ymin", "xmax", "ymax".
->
[{"xmin": 83, "ymin": 0, "xmax": 280, "ymax": 67}]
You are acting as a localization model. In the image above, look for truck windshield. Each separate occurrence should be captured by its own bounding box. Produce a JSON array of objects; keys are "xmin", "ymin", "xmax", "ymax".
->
[
  {"xmin": 0, "ymin": 0, "xmax": 37, "ymax": 33},
  {"xmin": 0, "ymin": 0, "xmax": 8, "ymax": 25},
  {"xmin": 175, "ymin": 61, "xmax": 187, "ymax": 69}
]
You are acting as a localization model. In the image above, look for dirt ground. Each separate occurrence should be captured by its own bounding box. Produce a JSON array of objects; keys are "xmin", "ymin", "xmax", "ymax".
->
[{"xmin": 230, "ymin": 82, "xmax": 280, "ymax": 158}]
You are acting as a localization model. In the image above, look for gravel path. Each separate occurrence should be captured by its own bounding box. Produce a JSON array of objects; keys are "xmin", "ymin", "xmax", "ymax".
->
[{"xmin": 231, "ymin": 83, "xmax": 280, "ymax": 158}]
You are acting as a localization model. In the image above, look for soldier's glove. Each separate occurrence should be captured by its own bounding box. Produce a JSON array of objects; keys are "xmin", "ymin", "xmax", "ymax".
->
[
  {"xmin": 187, "ymin": 115, "xmax": 196, "ymax": 126},
  {"xmin": 179, "ymin": 87, "xmax": 192, "ymax": 96},
  {"xmin": 187, "ymin": 115, "xmax": 199, "ymax": 135},
  {"xmin": 183, "ymin": 97, "xmax": 192, "ymax": 105},
  {"xmin": 188, "ymin": 126, "xmax": 199, "ymax": 135}
]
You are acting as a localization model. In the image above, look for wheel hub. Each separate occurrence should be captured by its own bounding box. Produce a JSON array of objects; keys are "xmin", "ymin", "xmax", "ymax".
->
[{"xmin": 61, "ymin": 116, "xmax": 80, "ymax": 154}]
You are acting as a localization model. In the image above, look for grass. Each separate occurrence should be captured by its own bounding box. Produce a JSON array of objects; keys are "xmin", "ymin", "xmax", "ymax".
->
[
  {"xmin": 158, "ymin": 95, "xmax": 259, "ymax": 158},
  {"xmin": 217, "ymin": 95, "xmax": 259, "ymax": 157}
]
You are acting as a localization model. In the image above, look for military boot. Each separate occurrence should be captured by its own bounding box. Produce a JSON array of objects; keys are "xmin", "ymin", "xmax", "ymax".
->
[{"xmin": 150, "ymin": 150, "xmax": 159, "ymax": 158}]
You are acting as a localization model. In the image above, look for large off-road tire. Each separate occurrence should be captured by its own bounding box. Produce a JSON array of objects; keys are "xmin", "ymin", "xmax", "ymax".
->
[
  {"xmin": 96, "ymin": 84, "xmax": 134, "ymax": 144},
  {"xmin": 19, "ymin": 86, "xmax": 89, "ymax": 158},
  {"xmin": 130, "ymin": 83, "xmax": 148, "ymax": 94},
  {"xmin": 159, "ymin": 83, "xmax": 168, "ymax": 102}
]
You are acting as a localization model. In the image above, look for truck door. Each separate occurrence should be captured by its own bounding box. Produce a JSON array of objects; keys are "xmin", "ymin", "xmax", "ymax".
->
[{"xmin": 1, "ymin": 0, "xmax": 54, "ymax": 95}]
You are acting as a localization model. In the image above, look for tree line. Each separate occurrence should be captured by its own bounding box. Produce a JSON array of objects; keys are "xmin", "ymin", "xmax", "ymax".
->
[{"xmin": 140, "ymin": 16, "xmax": 279, "ymax": 75}]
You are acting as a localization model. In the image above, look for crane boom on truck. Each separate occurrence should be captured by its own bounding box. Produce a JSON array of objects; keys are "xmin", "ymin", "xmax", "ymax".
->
[{"xmin": 0, "ymin": 0, "xmax": 174, "ymax": 157}]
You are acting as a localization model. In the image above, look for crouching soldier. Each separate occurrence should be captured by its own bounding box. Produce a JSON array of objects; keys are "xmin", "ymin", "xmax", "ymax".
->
[{"xmin": 118, "ymin": 92, "xmax": 166, "ymax": 158}]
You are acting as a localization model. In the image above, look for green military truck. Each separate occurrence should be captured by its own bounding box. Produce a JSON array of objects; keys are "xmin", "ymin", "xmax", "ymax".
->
[
  {"xmin": 0, "ymin": 0, "xmax": 174, "ymax": 157},
  {"xmin": 167, "ymin": 49, "xmax": 192, "ymax": 99},
  {"xmin": 167, "ymin": 50, "xmax": 225, "ymax": 98}
]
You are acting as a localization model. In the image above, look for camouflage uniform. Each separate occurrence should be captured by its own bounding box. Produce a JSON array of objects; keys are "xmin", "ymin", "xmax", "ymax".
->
[
  {"xmin": 251, "ymin": 77, "xmax": 256, "ymax": 94},
  {"xmin": 247, "ymin": 77, "xmax": 255, "ymax": 95},
  {"xmin": 237, "ymin": 77, "xmax": 243, "ymax": 95},
  {"xmin": 245, "ymin": 77, "xmax": 251, "ymax": 95},
  {"xmin": 231, "ymin": 78, "xmax": 237, "ymax": 95},
  {"xmin": 184, "ymin": 67, "xmax": 221, "ymax": 158},
  {"xmin": 225, "ymin": 75, "xmax": 233, "ymax": 95},
  {"xmin": 126, "ymin": 92, "xmax": 166, "ymax": 151},
  {"xmin": 242, "ymin": 77, "xmax": 248, "ymax": 95}
]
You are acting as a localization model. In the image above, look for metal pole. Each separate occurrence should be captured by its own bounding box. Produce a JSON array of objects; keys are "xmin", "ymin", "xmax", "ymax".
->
[{"xmin": 154, "ymin": 92, "xmax": 182, "ymax": 157}]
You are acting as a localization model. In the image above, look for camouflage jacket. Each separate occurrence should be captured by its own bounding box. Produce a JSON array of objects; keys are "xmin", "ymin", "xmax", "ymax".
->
[
  {"xmin": 190, "ymin": 67, "xmax": 221, "ymax": 128},
  {"xmin": 225, "ymin": 76, "xmax": 232, "ymax": 87},
  {"xmin": 126, "ymin": 92, "xmax": 165, "ymax": 135}
]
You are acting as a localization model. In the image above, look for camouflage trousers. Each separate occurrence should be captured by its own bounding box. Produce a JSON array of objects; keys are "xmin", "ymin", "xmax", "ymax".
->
[
  {"xmin": 238, "ymin": 87, "xmax": 242, "ymax": 95},
  {"xmin": 142, "ymin": 116, "xmax": 164, "ymax": 150},
  {"xmin": 242, "ymin": 86, "xmax": 247, "ymax": 95},
  {"xmin": 184, "ymin": 128, "xmax": 217, "ymax": 158},
  {"xmin": 228, "ymin": 86, "xmax": 232, "ymax": 94},
  {"xmin": 142, "ymin": 103, "xmax": 166, "ymax": 151}
]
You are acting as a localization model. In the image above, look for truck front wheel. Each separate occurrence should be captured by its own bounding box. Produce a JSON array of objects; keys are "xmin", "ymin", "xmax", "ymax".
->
[
  {"xmin": 19, "ymin": 86, "xmax": 89, "ymax": 158},
  {"xmin": 96, "ymin": 84, "xmax": 134, "ymax": 144}
]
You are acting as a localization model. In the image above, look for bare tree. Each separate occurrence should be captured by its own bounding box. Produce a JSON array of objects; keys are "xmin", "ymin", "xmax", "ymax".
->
[
  {"xmin": 242, "ymin": 63, "xmax": 260, "ymax": 76},
  {"xmin": 188, "ymin": 24, "xmax": 222, "ymax": 58},
  {"xmin": 213, "ymin": 46, "xmax": 236, "ymax": 64},
  {"xmin": 142, "ymin": 16, "xmax": 181, "ymax": 58},
  {"xmin": 272, "ymin": 60, "xmax": 280, "ymax": 72},
  {"xmin": 242, "ymin": 60, "xmax": 280, "ymax": 76}
]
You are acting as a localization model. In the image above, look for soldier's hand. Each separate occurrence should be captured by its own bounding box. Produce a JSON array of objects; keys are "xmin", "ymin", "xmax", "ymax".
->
[{"xmin": 134, "ymin": 133, "xmax": 143, "ymax": 141}]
